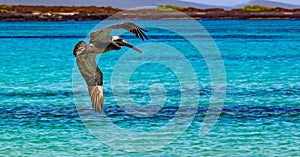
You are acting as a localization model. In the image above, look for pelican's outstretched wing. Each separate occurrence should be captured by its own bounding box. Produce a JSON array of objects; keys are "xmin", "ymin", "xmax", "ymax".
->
[
  {"xmin": 74, "ymin": 41, "xmax": 104, "ymax": 113},
  {"xmin": 89, "ymin": 22, "xmax": 148, "ymax": 43}
]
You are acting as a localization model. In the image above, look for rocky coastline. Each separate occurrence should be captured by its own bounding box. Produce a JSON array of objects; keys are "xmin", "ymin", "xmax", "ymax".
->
[{"xmin": 1, "ymin": 5, "xmax": 300, "ymax": 21}]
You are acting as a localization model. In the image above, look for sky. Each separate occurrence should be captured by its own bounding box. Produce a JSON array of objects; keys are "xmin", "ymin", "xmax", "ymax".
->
[{"xmin": 1, "ymin": 0, "xmax": 299, "ymax": 7}]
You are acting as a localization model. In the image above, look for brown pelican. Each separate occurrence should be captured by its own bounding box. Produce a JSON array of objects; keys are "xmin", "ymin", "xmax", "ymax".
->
[{"xmin": 73, "ymin": 22, "xmax": 148, "ymax": 113}]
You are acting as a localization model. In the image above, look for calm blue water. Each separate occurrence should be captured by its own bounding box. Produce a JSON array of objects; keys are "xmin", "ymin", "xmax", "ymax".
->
[{"xmin": 0, "ymin": 20, "xmax": 299, "ymax": 156}]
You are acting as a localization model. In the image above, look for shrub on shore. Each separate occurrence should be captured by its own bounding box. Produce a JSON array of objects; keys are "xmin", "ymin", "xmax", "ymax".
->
[
  {"xmin": 242, "ymin": 5, "xmax": 272, "ymax": 12},
  {"xmin": 156, "ymin": 5, "xmax": 185, "ymax": 11}
]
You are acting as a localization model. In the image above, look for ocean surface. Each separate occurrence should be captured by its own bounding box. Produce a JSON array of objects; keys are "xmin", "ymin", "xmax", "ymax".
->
[{"xmin": 0, "ymin": 20, "xmax": 299, "ymax": 156}]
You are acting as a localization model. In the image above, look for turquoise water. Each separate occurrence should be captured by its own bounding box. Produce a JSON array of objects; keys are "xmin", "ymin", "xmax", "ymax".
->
[{"xmin": 0, "ymin": 20, "xmax": 299, "ymax": 156}]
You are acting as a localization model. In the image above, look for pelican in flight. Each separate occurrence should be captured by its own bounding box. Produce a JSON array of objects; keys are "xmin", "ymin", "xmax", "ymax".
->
[{"xmin": 73, "ymin": 22, "xmax": 148, "ymax": 113}]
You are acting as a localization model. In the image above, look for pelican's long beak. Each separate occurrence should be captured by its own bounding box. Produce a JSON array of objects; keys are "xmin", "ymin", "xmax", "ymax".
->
[{"xmin": 120, "ymin": 40, "xmax": 144, "ymax": 54}]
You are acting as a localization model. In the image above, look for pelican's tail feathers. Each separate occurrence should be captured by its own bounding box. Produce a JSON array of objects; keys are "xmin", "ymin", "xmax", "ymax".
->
[
  {"xmin": 88, "ymin": 86, "xmax": 104, "ymax": 113},
  {"xmin": 73, "ymin": 41, "xmax": 87, "ymax": 57}
]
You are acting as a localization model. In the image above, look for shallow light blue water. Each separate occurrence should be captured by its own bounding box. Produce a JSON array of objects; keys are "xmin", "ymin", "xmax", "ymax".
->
[{"xmin": 0, "ymin": 20, "xmax": 299, "ymax": 156}]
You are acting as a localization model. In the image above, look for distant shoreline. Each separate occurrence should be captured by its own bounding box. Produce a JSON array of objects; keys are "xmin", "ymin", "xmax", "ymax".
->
[{"xmin": 1, "ymin": 5, "xmax": 300, "ymax": 21}]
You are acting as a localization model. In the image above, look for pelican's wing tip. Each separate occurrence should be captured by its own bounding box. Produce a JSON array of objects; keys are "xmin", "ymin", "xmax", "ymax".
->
[{"xmin": 73, "ymin": 41, "xmax": 87, "ymax": 57}]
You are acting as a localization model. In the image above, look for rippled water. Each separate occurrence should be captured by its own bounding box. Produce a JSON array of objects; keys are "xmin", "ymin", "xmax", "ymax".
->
[{"xmin": 0, "ymin": 20, "xmax": 299, "ymax": 156}]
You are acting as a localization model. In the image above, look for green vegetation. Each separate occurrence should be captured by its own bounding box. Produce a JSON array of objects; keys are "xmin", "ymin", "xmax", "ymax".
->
[
  {"xmin": 0, "ymin": 4, "xmax": 11, "ymax": 9},
  {"xmin": 104, "ymin": 6, "xmax": 121, "ymax": 10},
  {"xmin": 156, "ymin": 5, "xmax": 185, "ymax": 11},
  {"xmin": 242, "ymin": 5, "xmax": 272, "ymax": 12},
  {"xmin": 105, "ymin": 6, "xmax": 113, "ymax": 9},
  {"xmin": 0, "ymin": 4, "xmax": 13, "ymax": 13},
  {"xmin": 0, "ymin": 9, "xmax": 10, "ymax": 13}
]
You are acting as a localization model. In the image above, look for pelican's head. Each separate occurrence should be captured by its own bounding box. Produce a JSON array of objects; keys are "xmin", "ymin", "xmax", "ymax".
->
[{"xmin": 110, "ymin": 36, "xmax": 144, "ymax": 54}]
